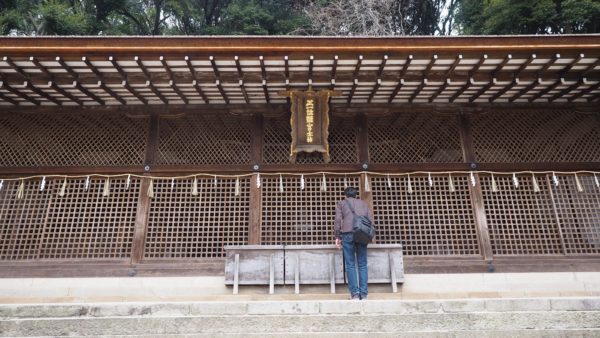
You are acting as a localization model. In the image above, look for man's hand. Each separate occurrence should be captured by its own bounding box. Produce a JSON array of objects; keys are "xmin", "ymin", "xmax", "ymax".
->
[{"xmin": 335, "ymin": 238, "xmax": 341, "ymax": 249}]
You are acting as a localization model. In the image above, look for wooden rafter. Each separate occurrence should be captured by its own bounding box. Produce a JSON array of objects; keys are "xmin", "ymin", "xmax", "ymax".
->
[
  {"xmin": 529, "ymin": 78, "xmax": 563, "ymax": 102},
  {"xmin": 430, "ymin": 79, "xmax": 451, "ymax": 102},
  {"xmin": 216, "ymin": 80, "xmax": 229, "ymax": 104},
  {"xmin": 423, "ymin": 55, "xmax": 437, "ymax": 77},
  {"xmin": 399, "ymin": 55, "xmax": 413, "ymax": 78},
  {"xmin": 331, "ymin": 55, "xmax": 338, "ymax": 80},
  {"xmin": 376, "ymin": 55, "xmax": 388, "ymax": 78},
  {"xmin": 98, "ymin": 81, "xmax": 126, "ymax": 105},
  {"xmin": 353, "ymin": 55, "xmax": 363, "ymax": 79},
  {"xmin": 450, "ymin": 78, "xmax": 473, "ymax": 102},
  {"xmin": 388, "ymin": 79, "xmax": 404, "ymax": 103},
  {"xmin": 49, "ymin": 81, "xmax": 82, "ymax": 105},
  {"xmin": 469, "ymin": 78, "xmax": 495, "ymax": 102},
  {"xmin": 568, "ymin": 80, "xmax": 600, "ymax": 102},
  {"xmin": 0, "ymin": 80, "xmax": 40, "ymax": 105},
  {"xmin": 74, "ymin": 81, "xmax": 104, "ymax": 105},
  {"xmin": 234, "ymin": 56, "xmax": 243, "ymax": 79},
  {"xmin": 239, "ymin": 80, "xmax": 249, "ymax": 104},
  {"xmin": 509, "ymin": 79, "xmax": 540, "ymax": 102},
  {"xmin": 308, "ymin": 55, "xmax": 314, "ymax": 80},
  {"xmin": 444, "ymin": 55, "xmax": 462, "ymax": 78},
  {"xmin": 490, "ymin": 78, "xmax": 519, "ymax": 102},
  {"xmin": 192, "ymin": 80, "xmax": 208, "ymax": 104},
  {"xmin": 409, "ymin": 79, "xmax": 428, "ymax": 103},
  {"xmin": 0, "ymin": 82, "xmax": 18, "ymax": 105},
  {"xmin": 262, "ymin": 79, "xmax": 270, "ymax": 103},
  {"xmin": 259, "ymin": 56, "xmax": 267, "ymax": 81},
  {"xmin": 549, "ymin": 78, "xmax": 585, "ymax": 102},
  {"xmin": 25, "ymin": 81, "xmax": 61, "ymax": 105},
  {"xmin": 367, "ymin": 78, "xmax": 381, "ymax": 103},
  {"xmin": 348, "ymin": 79, "xmax": 358, "ymax": 104}
]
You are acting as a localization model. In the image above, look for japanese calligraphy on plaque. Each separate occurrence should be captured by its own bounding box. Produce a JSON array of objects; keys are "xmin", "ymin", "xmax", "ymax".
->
[{"xmin": 280, "ymin": 88, "xmax": 340, "ymax": 163}]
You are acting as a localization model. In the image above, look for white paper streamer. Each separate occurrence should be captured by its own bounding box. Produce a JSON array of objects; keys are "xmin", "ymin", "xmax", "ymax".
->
[
  {"xmin": 448, "ymin": 174, "xmax": 455, "ymax": 193},
  {"xmin": 16, "ymin": 180, "xmax": 24, "ymax": 199},
  {"xmin": 512, "ymin": 173, "xmax": 519, "ymax": 189},
  {"xmin": 192, "ymin": 177, "xmax": 198, "ymax": 196},
  {"xmin": 532, "ymin": 174, "xmax": 540, "ymax": 193},
  {"xmin": 552, "ymin": 172, "xmax": 559, "ymax": 186},
  {"xmin": 320, "ymin": 174, "xmax": 327, "ymax": 192},
  {"xmin": 58, "ymin": 178, "xmax": 67, "ymax": 197},
  {"xmin": 407, "ymin": 174, "xmax": 413, "ymax": 194},
  {"xmin": 575, "ymin": 174, "xmax": 583, "ymax": 192},
  {"xmin": 300, "ymin": 175, "xmax": 305, "ymax": 190},
  {"xmin": 491, "ymin": 174, "xmax": 498, "ymax": 192},
  {"xmin": 171, "ymin": 178, "xmax": 175, "ymax": 191},
  {"xmin": 214, "ymin": 175, "xmax": 218, "ymax": 187},
  {"xmin": 256, "ymin": 173, "xmax": 261, "ymax": 188},
  {"xmin": 470, "ymin": 172, "xmax": 476, "ymax": 187},
  {"xmin": 387, "ymin": 175, "xmax": 392, "ymax": 188},
  {"xmin": 595, "ymin": 174, "xmax": 599, "ymax": 188},
  {"xmin": 344, "ymin": 175, "xmax": 348, "ymax": 188},
  {"xmin": 147, "ymin": 179, "xmax": 154, "ymax": 198},
  {"xmin": 85, "ymin": 176, "xmax": 90, "ymax": 191},
  {"xmin": 40, "ymin": 176, "xmax": 46, "ymax": 191},
  {"xmin": 428, "ymin": 173, "xmax": 433, "ymax": 187},
  {"xmin": 0, "ymin": 179, "xmax": 3, "ymax": 192},
  {"xmin": 364, "ymin": 174, "xmax": 371, "ymax": 192},
  {"xmin": 103, "ymin": 178, "xmax": 110, "ymax": 197},
  {"xmin": 126, "ymin": 174, "xmax": 131, "ymax": 190},
  {"xmin": 279, "ymin": 174, "xmax": 284, "ymax": 192},
  {"xmin": 235, "ymin": 177, "xmax": 240, "ymax": 196}
]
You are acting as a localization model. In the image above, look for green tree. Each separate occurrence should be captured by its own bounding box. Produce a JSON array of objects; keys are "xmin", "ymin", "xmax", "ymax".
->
[{"xmin": 455, "ymin": 0, "xmax": 600, "ymax": 34}]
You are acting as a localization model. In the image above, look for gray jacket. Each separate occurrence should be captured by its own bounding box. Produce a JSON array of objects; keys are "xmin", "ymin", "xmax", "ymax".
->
[{"xmin": 334, "ymin": 197, "xmax": 373, "ymax": 239}]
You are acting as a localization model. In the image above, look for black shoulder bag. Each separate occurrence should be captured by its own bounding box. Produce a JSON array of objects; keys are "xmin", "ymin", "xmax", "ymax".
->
[{"xmin": 345, "ymin": 199, "xmax": 376, "ymax": 245}]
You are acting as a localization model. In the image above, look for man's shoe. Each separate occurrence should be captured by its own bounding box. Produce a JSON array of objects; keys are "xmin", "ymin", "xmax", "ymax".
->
[
  {"xmin": 360, "ymin": 295, "xmax": 367, "ymax": 300},
  {"xmin": 351, "ymin": 295, "xmax": 360, "ymax": 300}
]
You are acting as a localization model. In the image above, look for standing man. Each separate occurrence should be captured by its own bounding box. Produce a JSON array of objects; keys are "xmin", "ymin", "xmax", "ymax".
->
[{"xmin": 334, "ymin": 186, "xmax": 373, "ymax": 300}]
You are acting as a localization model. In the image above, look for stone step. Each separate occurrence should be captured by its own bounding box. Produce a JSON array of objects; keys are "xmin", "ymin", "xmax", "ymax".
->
[{"xmin": 1, "ymin": 298, "xmax": 599, "ymax": 336}]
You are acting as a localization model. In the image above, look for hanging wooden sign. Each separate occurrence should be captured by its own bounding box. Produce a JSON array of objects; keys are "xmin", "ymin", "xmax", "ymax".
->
[{"xmin": 280, "ymin": 87, "xmax": 340, "ymax": 163}]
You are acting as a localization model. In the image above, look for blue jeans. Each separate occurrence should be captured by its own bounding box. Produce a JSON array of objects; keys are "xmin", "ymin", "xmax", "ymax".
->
[{"xmin": 341, "ymin": 232, "xmax": 368, "ymax": 298}]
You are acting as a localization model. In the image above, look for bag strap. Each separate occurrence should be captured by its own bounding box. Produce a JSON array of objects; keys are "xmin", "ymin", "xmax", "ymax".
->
[{"xmin": 345, "ymin": 199, "xmax": 356, "ymax": 215}]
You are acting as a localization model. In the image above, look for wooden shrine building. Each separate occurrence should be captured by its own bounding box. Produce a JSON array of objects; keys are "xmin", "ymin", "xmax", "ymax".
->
[{"xmin": 0, "ymin": 35, "xmax": 599, "ymax": 276}]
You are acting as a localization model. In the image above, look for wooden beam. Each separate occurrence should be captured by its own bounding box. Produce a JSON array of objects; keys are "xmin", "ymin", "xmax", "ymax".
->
[
  {"xmin": 490, "ymin": 54, "xmax": 509, "ymax": 78},
  {"xmin": 49, "ymin": 81, "xmax": 82, "ymax": 105},
  {"xmin": 549, "ymin": 78, "xmax": 584, "ymax": 102},
  {"xmin": 24, "ymin": 81, "xmax": 60, "ymax": 105},
  {"xmin": 423, "ymin": 54, "xmax": 437, "ymax": 77},
  {"xmin": 470, "ymin": 54, "xmax": 488, "ymax": 77},
  {"xmin": 399, "ymin": 55, "xmax": 413, "ymax": 79},
  {"xmin": 145, "ymin": 80, "xmax": 168, "ymax": 104},
  {"xmin": 450, "ymin": 78, "xmax": 473, "ymax": 102},
  {"xmin": 98, "ymin": 81, "xmax": 126, "ymax": 105},
  {"xmin": 569, "ymin": 80, "xmax": 600, "ymax": 102},
  {"xmin": 469, "ymin": 173, "xmax": 494, "ymax": 262},
  {"xmin": 122, "ymin": 81, "xmax": 147, "ymax": 104},
  {"xmin": 192, "ymin": 80, "xmax": 209, "ymax": 104},
  {"xmin": 239, "ymin": 80, "xmax": 249, "ymax": 104},
  {"xmin": 444, "ymin": 55, "xmax": 462, "ymax": 78},
  {"xmin": 388, "ymin": 79, "xmax": 404, "ymax": 103},
  {"xmin": 262, "ymin": 79, "xmax": 270, "ymax": 103},
  {"xmin": 582, "ymin": 58, "xmax": 600, "ymax": 77},
  {"xmin": 169, "ymin": 80, "xmax": 189, "ymax": 104},
  {"xmin": 469, "ymin": 78, "xmax": 495, "ymax": 102},
  {"xmin": 367, "ymin": 78, "xmax": 381, "ymax": 103},
  {"xmin": 509, "ymin": 78, "xmax": 540, "ymax": 102},
  {"xmin": 528, "ymin": 78, "xmax": 563, "ymax": 102},
  {"xmin": 284, "ymin": 55, "xmax": 290, "ymax": 80},
  {"xmin": 376, "ymin": 55, "xmax": 388, "ymax": 78},
  {"xmin": 308, "ymin": 55, "xmax": 314, "ymax": 80},
  {"xmin": 489, "ymin": 78, "xmax": 519, "ymax": 102},
  {"xmin": 0, "ymin": 81, "xmax": 40, "ymax": 105},
  {"xmin": 2, "ymin": 56, "xmax": 29, "ymax": 79},
  {"xmin": 348, "ymin": 79, "xmax": 358, "ymax": 104},
  {"xmin": 331, "ymin": 55, "xmax": 338, "ymax": 80},
  {"xmin": 216, "ymin": 80, "xmax": 229, "ymax": 104},
  {"xmin": 409, "ymin": 79, "xmax": 428, "ymax": 103},
  {"xmin": 135, "ymin": 56, "xmax": 152, "ymax": 80},
  {"xmin": 259, "ymin": 55, "xmax": 267, "ymax": 80},
  {"xmin": 514, "ymin": 54, "xmax": 536, "ymax": 77},
  {"xmin": 0, "ymin": 85, "xmax": 18, "ymax": 105},
  {"xmin": 234, "ymin": 56, "xmax": 243, "ymax": 79},
  {"xmin": 352, "ymin": 54, "xmax": 363, "ymax": 79},
  {"xmin": 429, "ymin": 78, "xmax": 450, "ymax": 102}
]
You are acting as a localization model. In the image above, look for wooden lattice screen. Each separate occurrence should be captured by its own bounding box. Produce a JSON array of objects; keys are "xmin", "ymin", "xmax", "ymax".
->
[
  {"xmin": 368, "ymin": 112, "xmax": 463, "ymax": 164},
  {"xmin": 144, "ymin": 177, "xmax": 250, "ymax": 259},
  {"xmin": 0, "ymin": 177, "xmax": 139, "ymax": 260},
  {"xmin": 370, "ymin": 175, "xmax": 481, "ymax": 256},
  {"xmin": 156, "ymin": 113, "xmax": 252, "ymax": 165},
  {"xmin": 261, "ymin": 175, "xmax": 360, "ymax": 245},
  {"xmin": 471, "ymin": 110, "xmax": 600, "ymax": 163},
  {"xmin": 553, "ymin": 174, "xmax": 600, "ymax": 254},
  {"xmin": 262, "ymin": 116, "xmax": 358, "ymax": 164},
  {"xmin": 0, "ymin": 112, "xmax": 148, "ymax": 167}
]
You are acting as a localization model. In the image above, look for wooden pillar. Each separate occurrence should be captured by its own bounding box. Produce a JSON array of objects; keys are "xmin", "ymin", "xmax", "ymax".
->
[
  {"xmin": 458, "ymin": 113, "xmax": 494, "ymax": 262},
  {"xmin": 355, "ymin": 113, "xmax": 369, "ymax": 166},
  {"xmin": 248, "ymin": 173, "xmax": 262, "ymax": 244},
  {"xmin": 251, "ymin": 113, "xmax": 264, "ymax": 166},
  {"xmin": 130, "ymin": 112, "xmax": 159, "ymax": 263},
  {"xmin": 131, "ymin": 176, "xmax": 151, "ymax": 264}
]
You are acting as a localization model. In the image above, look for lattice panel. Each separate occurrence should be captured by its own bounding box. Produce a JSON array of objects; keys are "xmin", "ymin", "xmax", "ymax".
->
[
  {"xmin": 371, "ymin": 175, "xmax": 480, "ymax": 256},
  {"xmin": 0, "ymin": 112, "xmax": 148, "ymax": 167},
  {"xmin": 368, "ymin": 112, "xmax": 463, "ymax": 164},
  {"xmin": 262, "ymin": 116, "xmax": 358, "ymax": 164},
  {"xmin": 472, "ymin": 111, "xmax": 600, "ymax": 163},
  {"xmin": 552, "ymin": 174, "xmax": 600, "ymax": 254},
  {"xmin": 156, "ymin": 113, "xmax": 252, "ymax": 165},
  {"xmin": 0, "ymin": 177, "xmax": 138, "ymax": 260},
  {"xmin": 480, "ymin": 174, "xmax": 563, "ymax": 255},
  {"xmin": 145, "ymin": 177, "xmax": 250, "ymax": 258},
  {"xmin": 261, "ymin": 175, "xmax": 360, "ymax": 245}
]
